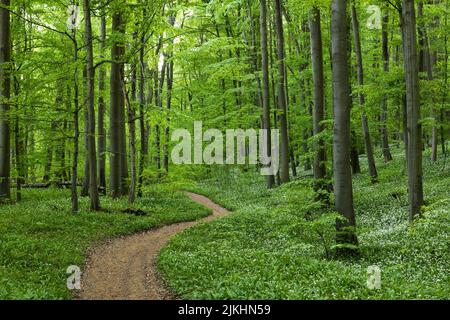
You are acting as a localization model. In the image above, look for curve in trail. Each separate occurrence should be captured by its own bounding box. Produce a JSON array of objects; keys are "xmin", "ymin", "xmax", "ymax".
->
[{"xmin": 78, "ymin": 192, "xmax": 230, "ymax": 300}]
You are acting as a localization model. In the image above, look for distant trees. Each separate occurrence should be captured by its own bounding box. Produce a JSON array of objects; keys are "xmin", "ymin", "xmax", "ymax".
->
[{"xmin": 0, "ymin": 0, "xmax": 448, "ymax": 231}]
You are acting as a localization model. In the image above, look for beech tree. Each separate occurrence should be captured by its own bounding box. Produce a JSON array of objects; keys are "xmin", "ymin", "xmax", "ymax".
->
[
  {"xmin": 110, "ymin": 8, "xmax": 128, "ymax": 198},
  {"xmin": 402, "ymin": 0, "xmax": 424, "ymax": 219},
  {"xmin": 83, "ymin": 0, "xmax": 100, "ymax": 210},
  {"xmin": 0, "ymin": 0, "xmax": 10, "ymax": 201},
  {"xmin": 331, "ymin": 0, "xmax": 358, "ymax": 249},
  {"xmin": 351, "ymin": 2, "xmax": 378, "ymax": 183},
  {"xmin": 273, "ymin": 0, "xmax": 290, "ymax": 184},
  {"xmin": 309, "ymin": 6, "xmax": 327, "ymax": 192},
  {"xmin": 260, "ymin": 0, "xmax": 275, "ymax": 188}
]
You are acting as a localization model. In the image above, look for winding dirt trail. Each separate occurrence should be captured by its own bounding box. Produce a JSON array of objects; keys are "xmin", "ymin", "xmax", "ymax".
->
[{"xmin": 78, "ymin": 192, "xmax": 230, "ymax": 300}]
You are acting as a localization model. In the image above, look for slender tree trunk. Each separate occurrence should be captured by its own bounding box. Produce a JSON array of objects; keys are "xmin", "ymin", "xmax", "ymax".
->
[
  {"xmin": 155, "ymin": 44, "xmax": 165, "ymax": 177},
  {"xmin": 331, "ymin": 0, "xmax": 358, "ymax": 250},
  {"xmin": 125, "ymin": 68, "xmax": 137, "ymax": 204},
  {"xmin": 441, "ymin": 12, "xmax": 448, "ymax": 159},
  {"xmin": 97, "ymin": 15, "xmax": 106, "ymax": 194},
  {"xmin": 81, "ymin": 103, "xmax": 89, "ymax": 196},
  {"xmin": 137, "ymin": 17, "xmax": 148, "ymax": 198},
  {"xmin": 381, "ymin": 10, "xmax": 393, "ymax": 162},
  {"xmin": 309, "ymin": 7, "xmax": 327, "ymax": 186},
  {"xmin": 71, "ymin": 30, "xmax": 79, "ymax": 214},
  {"xmin": 163, "ymin": 16, "xmax": 175, "ymax": 173},
  {"xmin": 273, "ymin": 0, "xmax": 290, "ymax": 183},
  {"xmin": 43, "ymin": 121, "xmax": 56, "ymax": 183},
  {"xmin": 260, "ymin": 0, "xmax": 274, "ymax": 188},
  {"xmin": 0, "ymin": 0, "xmax": 10, "ymax": 201},
  {"xmin": 402, "ymin": 0, "xmax": 424, "ymax": 220},
  {"xmin": 13, "ymin": 76, "xmax": 22, "ymax": 201},
  {"xmin": 83, "ymin": 0, "xmax": 100, "ymax": 210},
  {"xmin": 110, "ymin": 11, "xmax": 127, "ymax": 198},
  {"xmin": 351, "ymin": 3, "xmax": 378, "ymax": 183}
]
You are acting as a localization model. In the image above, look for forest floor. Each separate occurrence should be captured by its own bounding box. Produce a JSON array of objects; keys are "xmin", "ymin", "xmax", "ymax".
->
[
  {"xmin": 0, "ymin": 187, "xmax": 211, "ymax": 299},
  {"xmin": 78, "ymin": 192, "xmax": 230, "ymax": 300},
  {"xmin": 1, "ymin": 148, "xmax": 448, "ymax": 300},
  {"xmin": 158, "ymin": 148, "xmax": 450, "ymax": 299}
]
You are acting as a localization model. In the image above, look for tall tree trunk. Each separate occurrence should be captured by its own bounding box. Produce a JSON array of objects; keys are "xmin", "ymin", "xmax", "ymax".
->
[
  {"xmin": 83, "ymin": 0, "xmax": 100, "ymax": 210},
  {"xmin": 441, "ymin": 11, "xmax": 448, "ymax": 159},
  {"xmin": 43, "ymin": 121, "xmax": 56, "ymax": 183},
  {"xmin": 163, "ymin": 15, "xmax": 175, "ymax": 173},
  {"xmin": 351, "ymin": 3, "xmax": 378, "ymax": 183},
  {"xmin": 13, "ymin": 75, "xmax": 22, "ymax": 201},
  {"xmin": 331, "ymin": 0, "xmax": 358, "ymax": 250},
  {"xmin": 273, "ymin": 0, "xmax": 290, "ymax": 183},
  {"xmin": 309, "ymin": 7, "xmax": 327, "ymax": 187},
  {"xmin": 0, "ymin": 0, "xmax": 10, "ymax": 201},
  {"xmin": 71, "ymin": 30, "xmax": 79, "ymax": 214},
  {"xmin": 125, "ymin": 66, "xmax": 137, "ymax": 204},
  {"xmin": 97, "ymin": 15, "xmax": 106, "ymax": 194},
  {"xmin": 402, "ymin": 0, "xmax": 424, "ymax": 220},
  {"xmin": 137, "ymin": 16, "xmax": 148, "ymax": 198},
  {"xmin": 381, "ymin": 10, "xmax": 393, "ymax": 162},
  {"xmin": 260, "ymin": 0, "xmax": 274, "ymax": 188},
  {"xmin": 110, "ymin": 11, "xmax": 127, "ymax": 198},
  {"xmin": 155, "ymin": 39, "xmax": 165, "ymax": 177},
  {"xmin": 81, "ymin": 99, "xmax": 89, "ymax": 196}
]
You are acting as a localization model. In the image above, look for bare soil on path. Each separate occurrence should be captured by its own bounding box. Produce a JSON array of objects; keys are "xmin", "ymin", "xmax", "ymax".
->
[{"xmin": 78, "ymin": 192, "xmax": 230, "ymax": 300}]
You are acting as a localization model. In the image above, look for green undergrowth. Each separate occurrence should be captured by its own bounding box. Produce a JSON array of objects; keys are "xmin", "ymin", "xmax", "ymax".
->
[
  {"xmin": 0, "ymin": 185, "xmax": 211, "ymax": 299},
  {"xmin": 158, "ymin": 149, "xmax": 450, "ymax": 299}
]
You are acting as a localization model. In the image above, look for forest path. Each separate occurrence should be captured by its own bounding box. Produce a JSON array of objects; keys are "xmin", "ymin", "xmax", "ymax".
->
[{"xmin": 78, "ymin": 192, "xmax": 230, "ymax": 300}]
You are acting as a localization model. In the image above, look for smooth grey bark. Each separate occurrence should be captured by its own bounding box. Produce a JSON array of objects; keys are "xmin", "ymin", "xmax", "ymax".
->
[
  {"xmin": 155, "ymin": 54, "xmax": 165, "ymax": 177},
  {"xmin": 259, "ymin": 0, "xmax": 274, "ymax": 188},
  {"xmin": 83, "ymin": 0, "xmax": 100, "ymax": 210},
  {"xmin": 43, "ymin": 121, "xmax": 56, "ymax": 183},
  {"xmin": 81, "ymin": 99, "xmax": 89, "ymax": 196},
  {"xmin": 331, "ymin": 0, "xmax": 358, "ymax": 248},
  {"xmin": 71, "ymin": 29, "xmax": 79, "ymax": 214},
  {"xmin": 247, "ymin": 0, "xmax": 263, "ymax": 111},
  {"xmin": 110, "ymin": 11, "xmax": 127, "ymax": 198},
  {"xmin": 381, "ymin": 10, "xmax": 393, "ymax": 162},
  {"xmin": 268, "ymin": 15, "xmax": 281, "ymax": 185},
  {"xmin": 97, "ymin": 15, "xmax": 106, "ymax": 194},
  {"xmin": 441, "ymin": 11, "xmax": 448, "ymax": 159},
  {"xmin": 350, "ymin": 131, "xmax": 361, "ymax": 174},
  {"xmin": 13, "ymin": 67, "xmax": 22, "ymax": 201},
  {"xmin": 418, "ymin": 2, "xmax": 437, "ymax": 163},
  {"xmin": 351, "ymin": 3, "xmax": 378, "ymax": 183},
  {"xmin": 163, "ymin": 15, "xmax": 175, "ymax": 173},
  {"xmin": 402, "ymin": 0, "xmax": 424, "ymax": 220},
  {"xmin": 0, "ymin": 0, "xmax": 10, "ymax": 200},
  {"xmin": 125, "ymin": 65, "xmax": 137, "ymax": 204},
  {"xmin": 273, "ymin": 0, "xmax": 290, "ymax": 183},
  {"xmin": 137, "ymin": 19, "xmax": 148, "ymax": 198},
  {"xmin": 309, "ymin": 7, "xmax": 327, "ymax": 182}
]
